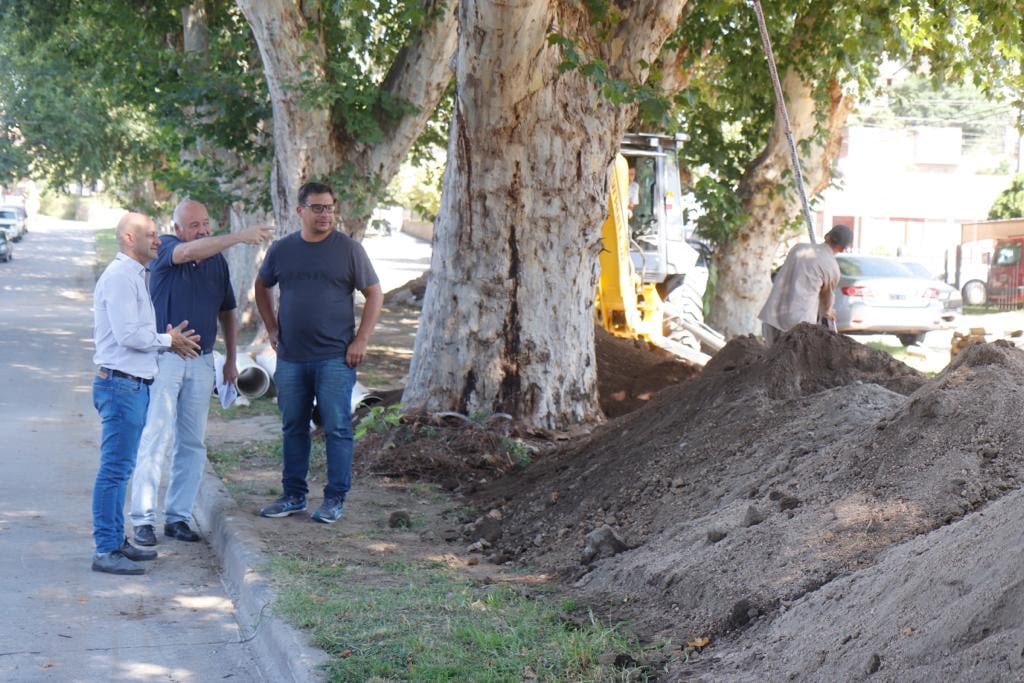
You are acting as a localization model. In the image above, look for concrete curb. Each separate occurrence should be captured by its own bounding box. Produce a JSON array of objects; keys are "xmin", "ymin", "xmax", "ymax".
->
[{"xmin": 194, "ymin": 470, "xmax": 328, "ymax": 682}]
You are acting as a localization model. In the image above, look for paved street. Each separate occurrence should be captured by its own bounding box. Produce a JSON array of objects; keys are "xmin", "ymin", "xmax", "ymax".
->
[{"xmin": 0, "ymin": 216, "xmax": 262, "ymax": 682}]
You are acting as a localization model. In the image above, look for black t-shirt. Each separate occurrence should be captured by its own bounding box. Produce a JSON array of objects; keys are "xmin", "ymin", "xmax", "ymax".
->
[{"xmin": 257, "ymin": 230, "xmax": 379, "ymax": 362}]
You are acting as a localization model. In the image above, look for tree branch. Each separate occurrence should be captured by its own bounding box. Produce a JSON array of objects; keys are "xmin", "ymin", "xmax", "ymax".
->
[{"xmin": 358, "ymin": 0, "xmax": 459, "ymax": 183}]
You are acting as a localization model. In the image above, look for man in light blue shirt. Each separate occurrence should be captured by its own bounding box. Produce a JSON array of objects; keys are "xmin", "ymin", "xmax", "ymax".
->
[{"xmin": 91, "ymin": 212, "xmax": 200, "ymax": 575}]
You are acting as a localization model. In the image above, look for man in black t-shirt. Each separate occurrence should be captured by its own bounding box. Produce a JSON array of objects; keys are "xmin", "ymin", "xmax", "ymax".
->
[{"xmin": 254, "ymin": 182, "xmax": 383, "ymax": 524}]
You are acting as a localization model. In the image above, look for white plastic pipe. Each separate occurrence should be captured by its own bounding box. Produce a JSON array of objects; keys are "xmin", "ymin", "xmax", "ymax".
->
[{"xmin": 235, "ymin": 352, "xmax": 271, "ymax": 399}]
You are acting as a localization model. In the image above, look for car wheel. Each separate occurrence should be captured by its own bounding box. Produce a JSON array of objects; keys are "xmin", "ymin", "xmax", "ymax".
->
[
  {"xmin": 962, "ymin": 280, "xmax": 986, "ymax": 306},
  {"xmin": 898, "ymin": 333, "xmax": 924, "ymax": 347}
]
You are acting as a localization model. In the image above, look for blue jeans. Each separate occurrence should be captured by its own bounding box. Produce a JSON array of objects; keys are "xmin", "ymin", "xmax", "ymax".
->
[
  {"xmin": 274, "ymin": 356, "xmax": 356, "ymax": 501},
  {"xmin": 130, "ymin": 353, "xmax": 216, "ymax": 527},
  {"xmin": 92, "ymin": 373, "xmax": 150, "ymax": 553}
]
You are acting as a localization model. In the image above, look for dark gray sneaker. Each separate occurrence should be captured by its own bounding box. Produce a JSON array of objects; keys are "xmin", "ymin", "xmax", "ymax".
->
[
  {"xmin": 259, "ymin": 494, "xmax": 307, "ymax": 518},
  {"xmin": 92, "ymin": 550, "xmax": 145, "ymax": 575},
  {"xmin": 311, "ymin": 497, "xmax": 344, "ymax": 524},
  {"xmin": 119, "ymin": 539, "xmax": 157, "ymax": 562}
]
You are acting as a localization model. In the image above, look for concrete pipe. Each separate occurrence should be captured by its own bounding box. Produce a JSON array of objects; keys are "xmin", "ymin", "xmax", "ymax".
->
[
  {"xmin": 235, "ymin": 352, "xmax": 271, "ymax": 399},
  {"xmin": 311, "ymin": 381, "xmax": 379, "ymax": 427},
  {"xmin": 253, "ymin": 346, "xmax": 277, "ymax": 378}
]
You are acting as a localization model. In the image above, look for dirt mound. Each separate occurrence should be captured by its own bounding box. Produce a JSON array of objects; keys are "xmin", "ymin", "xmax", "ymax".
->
[
  {"xmin": 473, "ymin": 332, "xmax": 1024, "ymax": 663},
  {"xmin": 710, "ymin": 486, "xmax": 1024, "ymax": 681},
  {"xmin": 595, "ymin": 327, "xmax": 700, "ymax": 418},
  {"xmin": 702, "ymin": 323, "xmax": 927, "ymax": 399}
]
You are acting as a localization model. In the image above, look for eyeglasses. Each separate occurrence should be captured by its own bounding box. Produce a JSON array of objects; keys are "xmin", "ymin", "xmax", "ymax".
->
[{"xmin": 304, "ymin": 203, "xmax": 336, "ymax": 214}]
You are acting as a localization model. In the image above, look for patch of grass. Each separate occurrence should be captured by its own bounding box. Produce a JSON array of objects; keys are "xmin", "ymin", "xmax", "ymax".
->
[
  {"xmin": 271, "ymin": 558, "xmax": 647, "ymax": 682},
  {"xmin": 963, "ymin": 305, "xmax": 1004, "ymax": 316},
  {"xmin": 866, "ymin": 341, "xmax": 907, "ymax": 358},
  {"xmin": 93, "ymin": 227, "xmax": 118, "ymax": 278},
  {"xmin": 208, "ymin": 441, "xmax": 282, "ymax": 479},
  {"xmin": 209, "ymin": 395, "xmax": 280, "ymax": 419}
]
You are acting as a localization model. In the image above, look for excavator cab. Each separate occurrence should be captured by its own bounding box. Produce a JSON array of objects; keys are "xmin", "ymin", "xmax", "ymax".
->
[
  {"xmin": 620, "ymin": 133, "xmax": 696, "ymax": 287},
  {"xmin": 596, "ymin": 133, "xmax": 722, "ymax": 364}
]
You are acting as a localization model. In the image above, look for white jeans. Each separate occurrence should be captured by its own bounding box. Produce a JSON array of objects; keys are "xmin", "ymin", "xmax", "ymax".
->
[{"xmin": 129, "ymin": 352, "xmax": 215, "ymax": 527}]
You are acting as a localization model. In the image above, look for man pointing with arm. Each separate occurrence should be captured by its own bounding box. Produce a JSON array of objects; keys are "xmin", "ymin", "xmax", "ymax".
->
[{"xmin": 130, "ymin": 200, "xmax": 272, "ymax": 548}]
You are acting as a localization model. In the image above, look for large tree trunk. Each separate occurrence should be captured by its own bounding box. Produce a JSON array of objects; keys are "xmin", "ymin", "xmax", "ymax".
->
[
  {"xmin": 185, "ymin": 2, "xmax": 272, "ymax": 325},
  {"xmin": 707, "ymin": 73, "xmax": 852, "ymax": 338},
  {"xmin": 236, "ymin": 0, "xmax": 335, "ymax": 237},
  {"xmin": 237, "ymin": 0, "xmax": 458, "ymax": 239},
  {"xmin": 402, "ymin": 0, "xmax": 688, "ymax": 430}
]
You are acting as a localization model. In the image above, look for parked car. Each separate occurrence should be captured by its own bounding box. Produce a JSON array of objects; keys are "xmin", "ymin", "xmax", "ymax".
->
[
  {"xmin": 987, "ymin": 237, "xmax": 1024, "ymax": 306},
  {"xmin": 899, "ymin": 259, "xmax": 963, "ymax": 325},
  {"xmin": 0, "ymin": 232, "xmax": 12, "ymax": 262},
  {"xmin": 834, "ymin": 255, "xmax": 944, "ymax": 347},
  {"xmin": 0, "ymin": 205, "xmax": 26, "ymax": 241}
]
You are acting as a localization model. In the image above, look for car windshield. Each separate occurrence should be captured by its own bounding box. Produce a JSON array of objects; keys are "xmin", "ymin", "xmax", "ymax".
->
[
  {"xmin": 838, "ymin": 256, "xmax": 914, "ymax": 278},
  {"xmin": 993, "ymin": 243, "xmax": 1022, "ymax": 267},
  {"xmin": 0, "ymin": 211, "xmax": 16, "ymax": 220},
  {"xmin": 900, "ymin": 261, "xmax": 934, "ymax": 279}
]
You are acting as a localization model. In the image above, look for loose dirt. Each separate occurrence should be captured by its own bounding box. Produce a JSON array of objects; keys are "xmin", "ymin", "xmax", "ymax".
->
[
  {"xmin": 211, "ymin": 296, "xmax": 1024, "ymax": 681},
  {"xmin": 471, "ymin": 325, "xmax": 1024, "ymax": 680}
]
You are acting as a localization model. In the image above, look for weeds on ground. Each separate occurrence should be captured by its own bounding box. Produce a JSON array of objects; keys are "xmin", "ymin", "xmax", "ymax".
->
[
  {"xmin": 355, "ymin": 404, "xmax": 403, "ymax": 439},
  {"xmin": 500, "ymin": 436, "xmax": 533, "ymax": 468},
  {"xmin": 866, "ymin": 341, "xmax": 907, "ymax": 358},
  {"xmin": 272, "ymin": 557, "xmax": 648, "ymax": 681}
]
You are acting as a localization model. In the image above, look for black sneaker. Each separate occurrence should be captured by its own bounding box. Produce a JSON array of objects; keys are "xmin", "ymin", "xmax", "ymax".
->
[
  {"xmin": 259, "ymin": 494, "xmax": 307, "ymax": 518},
  {"xmin": 92, "ymin": 550, "xmax": 145, "ymax": 575},
  {"xmin": 119, "ymin": 539, "xmax": 157, "ymax": 562},
  {"xmin": 134, "ymin": 524, "xmax": 157, "ymax": 546},
  {"xmin": 311, "ymin": 497, "xmax": 344, "ymax": 524}
]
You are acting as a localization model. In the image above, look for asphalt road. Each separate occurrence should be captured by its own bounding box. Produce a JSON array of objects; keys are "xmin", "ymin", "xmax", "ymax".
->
[{"xmin": 0, "ymin": 216, "xmax": 263, "ymax": 682}]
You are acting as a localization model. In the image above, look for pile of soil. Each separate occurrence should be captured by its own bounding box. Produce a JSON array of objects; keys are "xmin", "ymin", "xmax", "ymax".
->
[
  {"xmin": 470, "ymin": 325, "xmax": 1024, "ymax": 677},
  {"xmin": 594, "ymin": 327, "xmax": 700, "ymax": 418},
  {"xmin": 355, "ymin": 417, "xmax": 530, "ymax": 492},
  {"xmin": 353, "ymin": 323, "xmax": 701, "ymax": 489}
]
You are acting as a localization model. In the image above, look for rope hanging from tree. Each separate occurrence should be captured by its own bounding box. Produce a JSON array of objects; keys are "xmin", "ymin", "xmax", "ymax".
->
[{"xmin": 751, "ymin": 0, "xmax": 817, "ymax": 244}]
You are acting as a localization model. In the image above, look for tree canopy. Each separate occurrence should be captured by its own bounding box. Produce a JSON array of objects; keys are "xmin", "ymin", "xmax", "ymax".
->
[
  {"xmin": 989, "ymin": 173, "xmax": 1024, "ymax": 220},
  {"xmin": 0, "ymin": 0, "xmax": 270, "ymax": 213}
]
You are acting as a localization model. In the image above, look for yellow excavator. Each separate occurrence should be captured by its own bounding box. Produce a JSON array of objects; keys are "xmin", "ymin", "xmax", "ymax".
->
[{"xmin": 595, "ymin": 133, "xmax": 725, "ymax": 365}]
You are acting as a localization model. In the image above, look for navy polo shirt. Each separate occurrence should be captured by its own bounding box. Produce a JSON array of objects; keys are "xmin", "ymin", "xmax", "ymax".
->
[{"xmin": 148, "ymin": 234, "xmax": 236, "ymax": 354}]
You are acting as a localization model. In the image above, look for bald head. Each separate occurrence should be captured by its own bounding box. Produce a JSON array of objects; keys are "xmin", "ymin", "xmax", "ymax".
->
[
  {"xmin": 173, "ymin": 199, "xmax": 211, "ymax": 242},
  {"xmin": 116, "ymin": 212, "xmax": 159, "ymax": 265}
]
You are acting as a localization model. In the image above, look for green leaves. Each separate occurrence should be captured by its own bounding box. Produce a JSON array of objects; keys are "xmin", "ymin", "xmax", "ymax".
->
[
  {"xmin": 989, "ymin": 174, "xmax": 1024, "ymax": 221},
  {"xmin": 0, "ymin": 0, "xmax": 270, "ymax": 214},
  {"xmin": 298, "ymin": 0, "xmax": 446, "ymax": 145}
]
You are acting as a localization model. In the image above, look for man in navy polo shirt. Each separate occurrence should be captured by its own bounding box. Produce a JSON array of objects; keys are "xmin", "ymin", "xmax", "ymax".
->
[{"xmin": 129, "ymin": 200, "xmax": 272, "ymax": 546}]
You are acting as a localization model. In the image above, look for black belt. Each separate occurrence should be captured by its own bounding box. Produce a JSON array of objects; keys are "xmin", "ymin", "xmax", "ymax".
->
[{"xmin": 101, "ymin": 367, "xmax": 154, "ymax": 385}]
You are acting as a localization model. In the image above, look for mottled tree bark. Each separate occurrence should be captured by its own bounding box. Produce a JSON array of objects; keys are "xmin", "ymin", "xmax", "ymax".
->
[
  {"xmin": 403, "ymin": 0, "xmax": 689, "ymax": 430},
  {"xmin": 237, "ymin": 0, "xmax": 458, "ymax": 239}
]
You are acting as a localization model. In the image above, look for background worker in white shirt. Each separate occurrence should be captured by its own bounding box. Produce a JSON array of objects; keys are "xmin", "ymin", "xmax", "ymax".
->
[
  {"xmin": 758, "ymin": 225, "xmax": 854, "ymax": 346},
  {"xmin": 90, "ymin": 212, "xmax": 200, "ymax": 575}
]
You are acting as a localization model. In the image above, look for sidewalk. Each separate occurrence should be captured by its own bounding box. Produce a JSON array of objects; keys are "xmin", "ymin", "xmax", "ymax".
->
[{"xmin": 0, "ymin": 218, "xmax": 270, "ymax": 682}]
